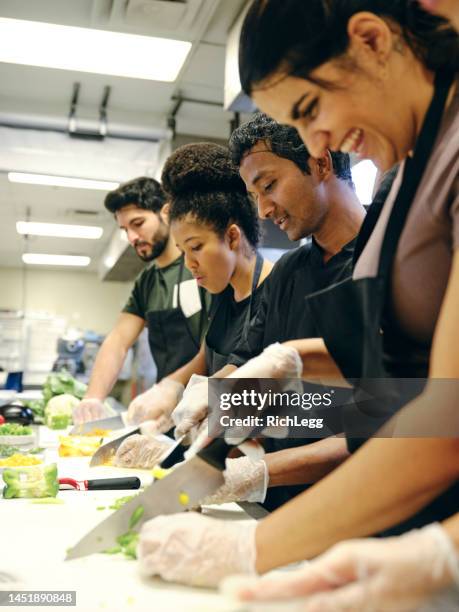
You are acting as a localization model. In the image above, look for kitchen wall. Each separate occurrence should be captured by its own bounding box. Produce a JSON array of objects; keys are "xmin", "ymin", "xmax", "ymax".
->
[{"xmin": 0, "ymin": 267, "xmax": 132, "ymax": 334}]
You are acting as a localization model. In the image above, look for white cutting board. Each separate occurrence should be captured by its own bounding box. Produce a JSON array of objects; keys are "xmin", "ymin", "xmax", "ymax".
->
[
  {"xmin": 0, "ymin": 489, "xmax": 246, "ymax": 612},
  {"xmin": 0, "ymin": 451, "xmax": 247, "ymax": 612}
]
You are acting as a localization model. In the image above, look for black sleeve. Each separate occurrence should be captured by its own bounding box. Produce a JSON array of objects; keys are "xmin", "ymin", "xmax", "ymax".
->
[
  {"xmin": 227, "ymin": 280, "xmax": 270, "ymax": 367},
  {"xmin": 122, "ymin": 269, "xmax": 148, "ymax": 319}
]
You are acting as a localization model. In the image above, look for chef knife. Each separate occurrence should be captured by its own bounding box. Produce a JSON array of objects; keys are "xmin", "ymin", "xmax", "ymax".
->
[
  {"xmin": 89, "ymin": 425, "xmax": 141, "ymax": 466},
  {"xmin": 89, "ymin": 429, "xmax": 183, "ymax": 468},
  {"xmin": 69, "ymin": 414, "xmax": 127, "ymax": 435},
  {"xmin": 65, "ymin": 437, "xmax": 230, "ymax": 560}
]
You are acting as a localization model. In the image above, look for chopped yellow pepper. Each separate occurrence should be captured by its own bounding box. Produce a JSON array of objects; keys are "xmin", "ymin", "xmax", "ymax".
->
[{"xmin": 0, "ymin": 454, "xmax": 42, "ymax": 467}]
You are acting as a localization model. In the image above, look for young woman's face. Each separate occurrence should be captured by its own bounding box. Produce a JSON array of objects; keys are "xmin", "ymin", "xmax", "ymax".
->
[
  {"xmin": 252, "ymin": 17, "xmax": 430, "ymax": 172},
  {"xmin": 172, "ymin": 216, "xmax": 237, "ymax": 294}
]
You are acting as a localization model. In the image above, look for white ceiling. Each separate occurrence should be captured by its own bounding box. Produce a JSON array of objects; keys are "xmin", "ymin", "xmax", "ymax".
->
[{"xmin": 0, "ymin": 0, "xmax": 250, "ymax": 272}]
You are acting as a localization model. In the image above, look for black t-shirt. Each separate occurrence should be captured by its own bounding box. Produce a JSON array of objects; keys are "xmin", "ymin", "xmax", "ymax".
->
[
  {"xmin": 206, "ymin": 282, "xmax": 266, "ymax": 368},
  {"xmin": 229, "ymin": 238, "xmax": 356, "ymax": 367},
  {"xmin": 227, "ymin": 238, "xmax": 356, "ymax": 512}
]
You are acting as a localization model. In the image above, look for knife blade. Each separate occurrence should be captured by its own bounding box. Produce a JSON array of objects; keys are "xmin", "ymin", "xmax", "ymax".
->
[
  {"xmin": 89, "ymin": 426, "xmax": 141, "ymax": 467},
  {"xmin": 69, "ymin": 414, "xmax": 127, "ymax": 435},
  {"xmin": 65, "ymin": 437, "xmax": 230, "ymax": 560}
]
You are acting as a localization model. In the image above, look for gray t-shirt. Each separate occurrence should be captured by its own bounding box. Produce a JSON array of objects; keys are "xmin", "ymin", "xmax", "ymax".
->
[{"xmin": 354, "ymin": 79, "xmax": 459, "ymax": 363}]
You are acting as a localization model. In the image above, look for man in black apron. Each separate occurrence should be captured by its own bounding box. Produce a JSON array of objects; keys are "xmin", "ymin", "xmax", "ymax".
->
[
  {"xmin": 72, "ymin": 177, "xmax": 208, "ymax": 425},
  {"xmin": 214, "ymin": 115, "xmax": 370, "ymax": 510}
]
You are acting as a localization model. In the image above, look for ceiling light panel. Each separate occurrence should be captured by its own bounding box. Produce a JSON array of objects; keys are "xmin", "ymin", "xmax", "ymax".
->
[
  {"xmin": 8, "ymin": 173, "xmax": 119, "ymax": 191},
  {"xmin": 22, "ymin": 254, "xmax": 91, "ymax": 267},
  {"xmin": 17, "ymin": 222, "xmax": 103, "ymax": 240},
  {"xmin": 0, "ymin": 18, "xmax": 191, "ymax": 82}
]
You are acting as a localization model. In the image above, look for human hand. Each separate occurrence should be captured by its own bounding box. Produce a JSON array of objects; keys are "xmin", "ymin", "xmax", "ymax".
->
[
  {"xmin": 200, "ymin": 456, "xmax": 267, "ymax": 505},
  {"xmin": 127, "ymin": 378, "xmax": 184, "ymax": 430},
  {"xmin": 228, "ymin": 343, "xmax": 302, "ymax": 379},
  {"xmin": 114, "ymin": 434, "xmax": 170, "ymax": 469},
  {"xmin": 171, "ymin": 374, "xmax": 208, "ymax": 441},
  {"xmin": 233, "ymin": 523, "xmax": 459, "ymax": 611},
  {"xmin": 72, "ymin": 398, "xmax": 113, "ymax": 424},
  {"xmin": 138, "ymin": 512, "xmax": 257, "ymax": 587}
]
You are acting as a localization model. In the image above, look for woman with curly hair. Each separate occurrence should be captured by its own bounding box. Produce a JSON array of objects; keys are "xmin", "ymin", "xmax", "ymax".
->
[{"xmin": 114, "ymin": 144, "xmax": 274, "ymax": 487}]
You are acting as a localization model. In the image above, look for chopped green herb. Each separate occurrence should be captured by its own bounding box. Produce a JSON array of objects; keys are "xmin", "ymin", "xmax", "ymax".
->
[
  {"xmin": 0, "ymin": 423, "xmax": 32, "ymax": 436},
  {"xmin": 129, "ymin": 505, "xmax": 144, "ymax": 529},
  {"xmin": 108, "ymin": 495, "xmax": 136, "ymax": 510},
  {"xmin": 103, "ymin": 546, "xmax": 122, "ymax": 555},
  {"xmin": 0, "ymin": 445, "xmax": 21, "ymax": 457},
  {"xmin": 96, "ymin": 506, "xmax": 106, "ymax": 511}
]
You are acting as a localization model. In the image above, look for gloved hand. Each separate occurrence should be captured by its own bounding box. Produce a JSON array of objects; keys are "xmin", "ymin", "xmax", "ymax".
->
[
  {"xmin": 114, "ymin": 434, "xmax": 170, "ymax": 469},
  {"xmin": 171, "ymin": 374, "xmax": 208, "ymax": 441},
  {"xmin": 232, "ymin": 523, "xmax": 459, "ymax": 611},
  {"xmin": 228, "ymin": 343, "xmax": 302, "ymax": 379},
  {"xmin": 200, "ymin": 456, "xmax": 268, "ymax": 505},
  {"xmin": 72, "ymin": 398, "xmax": 114, "ymax": 425},
  {"xmin": 127, "ymin": 378, "xmax": 184, "ymax": 430},
  {"xmin": 138, "ymin": 512, "xmax": 257, "ymax": 587}
]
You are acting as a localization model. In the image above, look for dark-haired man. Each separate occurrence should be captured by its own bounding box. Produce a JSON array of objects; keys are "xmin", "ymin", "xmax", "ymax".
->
[
  {"xmin": 73, "ymin": 177, "xmax": 208, "ymax": 425},
  {"xmin": 227, "ymin": 113, "xmax": 364, "ymax": 367}
]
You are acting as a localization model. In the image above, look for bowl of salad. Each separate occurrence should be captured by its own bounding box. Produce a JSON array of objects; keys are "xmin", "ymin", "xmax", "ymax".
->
[{"xmin": 0, "ymin": 423, "xmax": 35, "ymax": 446}]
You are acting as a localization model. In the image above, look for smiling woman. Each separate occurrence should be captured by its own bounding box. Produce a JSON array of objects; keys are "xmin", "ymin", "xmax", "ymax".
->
[{"xmin": 239, "ymin": 0, "xmax": 459, "ymax": 171}]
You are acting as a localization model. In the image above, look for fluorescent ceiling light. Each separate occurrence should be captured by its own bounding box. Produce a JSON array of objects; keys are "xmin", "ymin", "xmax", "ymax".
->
[
  {"xmin": 0, "ymin": 18, "xmax": 191, "ymax": 82},
  {"xmin": 8, "ymin": 172, "xmax": 119, "ymax": 191},
  {"xmin": 22, "ymin": 254, "xmax": 91, "ymax": 267},
  {"xmin": 17, "ymin": 222, "xmax": 103, "ymax": 240},
  {"xmin": 351, "ymin": 160, "xmax": 378, "ymax": 205}
]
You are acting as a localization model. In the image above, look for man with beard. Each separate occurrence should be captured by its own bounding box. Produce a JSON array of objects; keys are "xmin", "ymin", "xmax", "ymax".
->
[{"xmin": 73, "ymin": 177, "xmax": 208, "ymax": 425}]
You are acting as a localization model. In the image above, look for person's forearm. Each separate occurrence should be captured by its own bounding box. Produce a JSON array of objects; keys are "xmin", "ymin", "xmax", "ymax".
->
[
  {"xmin": 255, "ymin": 435, "xmax": 459, "ymax": 573},
  {"xmin": 85, "ymin": 336, "xmax": 129, "ymax": 400},
  {"xmin": 265, "ymin": 437, "xmax": 349, "ymax": 487},
  {"xmin": 443, "ymin": 512, "xmax": 459, "ymax": 551},
  {"xmin": 283, "ymin": 338, "xmax": 349, "ymax": 386},
  {"xmin": 212, "ymin": 364, "xmax": 237, "ymax": 378},
  {"xmin": 168, "ymin": 345, "xmax": 207, "ymax": 386}
]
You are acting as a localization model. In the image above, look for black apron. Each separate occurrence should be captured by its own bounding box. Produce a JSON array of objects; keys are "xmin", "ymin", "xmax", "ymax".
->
[
  {"xmin": 303, "ymin": 70, "xmax": 454, "ymax": 448},
  {"xmin": 303, "ymin": 71, "xmax": 459, "ymax": 533},
  {"xmin": 205, "ymin": 252, "xmax": 264, "ymax": 375},
  {"xmin": 147, "ymin": 256, "xmax": 207, "ymax": 381}
]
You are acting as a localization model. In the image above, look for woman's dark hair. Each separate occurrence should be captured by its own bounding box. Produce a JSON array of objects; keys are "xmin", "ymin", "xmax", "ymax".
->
[
  {"xmin": 239, "ymin": 0, "xmax": 459, "ymax": 95},
  {"xmin": 104, "ymin": 177, "xmax": 166, "ymax": 214},
  {"xmin": 229, "ymin": 113, "xmax": 353, "ymax": 187},
  {"xmin": 161, "ymin": 143, "xmax": 260, "ymax": 248}
]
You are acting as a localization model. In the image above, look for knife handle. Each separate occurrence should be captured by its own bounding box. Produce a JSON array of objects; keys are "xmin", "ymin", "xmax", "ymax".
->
[
  {"xmin": 86, "ymin": 477, "xmax": 141, "ymax": 490},
  {"xmin": 197, "ymin": 437, "xmax": 232, "ymax": 471}
]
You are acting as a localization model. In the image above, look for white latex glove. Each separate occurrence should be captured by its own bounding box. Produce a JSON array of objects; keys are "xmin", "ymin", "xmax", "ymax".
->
[
  {"xmin": 200, "ymin": 456, "xmax": 268, "ymax": 505},
  {"xmin": 228, "ymin": 343, "xmax": 302, "ymax": 379},
  {"xmin": 127, "ymin": 378, "xmax": 184, "ymax": 430},
  {"xmin": 114, "ymin": 434, "xmax": 170, "ymax": 469},
  {"xmin": 171, "ymin": 374, "xmax": 208, "ymax": 441},
  {"xmin": 138, "ymin": 512, "xmax": 257, "ymax": 587},
  {"xmin": 72, "ymin": 398, "xmax": 114, "ymax": 425},
  {"xmin": 420, "ymin": 0, "xmax": 459, "ymax": 30},
  {"xmin": 232, "ymin": 523, "xmax": 459, "ymax": 611}
]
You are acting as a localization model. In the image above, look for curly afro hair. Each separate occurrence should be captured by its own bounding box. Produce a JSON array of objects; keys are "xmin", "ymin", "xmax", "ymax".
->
[
  {"xmin": 104, "ymin": 177, "xmax": 166, "ymax": 214},
  {"xmin": 229, "ymin": 113, "xmax": 353, "ymax": 187},
  {"xmin": 162, "ymin": 142, "xmax": 260, "ymax": 248}
]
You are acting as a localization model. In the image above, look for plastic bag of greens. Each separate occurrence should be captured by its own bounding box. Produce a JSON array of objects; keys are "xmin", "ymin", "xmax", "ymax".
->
[{"xmin": 3, "ymin": 463, "xmax": 59, "ymax": 499}]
